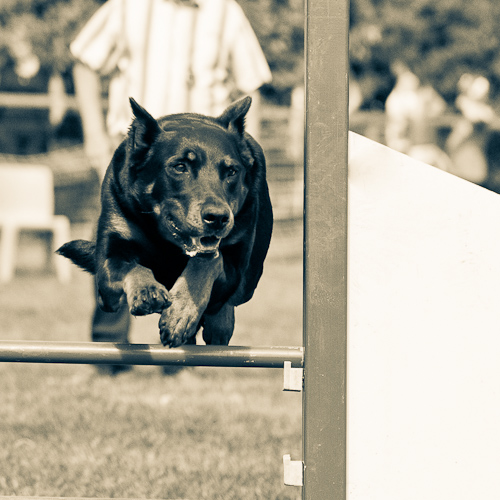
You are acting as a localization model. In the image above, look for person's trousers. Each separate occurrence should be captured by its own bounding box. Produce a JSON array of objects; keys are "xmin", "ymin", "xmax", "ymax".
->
[
  {"xmin": 91, "ymin": 302, "xmax": 130, "ymax": 343},
  {"xmin": 91, "ymin": 284, "xmax": 132, "ymax": 374}
]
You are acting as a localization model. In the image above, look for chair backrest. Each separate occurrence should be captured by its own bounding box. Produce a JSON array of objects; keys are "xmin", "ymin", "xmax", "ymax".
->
[{"xmin": 0, "ymin": 163, "xmax": 55, "ymax": 223}]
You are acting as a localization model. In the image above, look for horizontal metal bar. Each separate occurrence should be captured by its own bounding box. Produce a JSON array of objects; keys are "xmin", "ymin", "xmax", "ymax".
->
[
  {"xmin": 0, "ymin": 497, "xmax": 173, "ymax": 500},
  {"xmin": 0, "ymin": 341, "xmax": 303, "ymax": 368}
]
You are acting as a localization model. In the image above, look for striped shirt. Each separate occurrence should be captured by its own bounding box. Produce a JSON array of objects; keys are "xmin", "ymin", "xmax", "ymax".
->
[{"xmin": 70, "ymin": 0, "xmax": 272, "ymax": 138}]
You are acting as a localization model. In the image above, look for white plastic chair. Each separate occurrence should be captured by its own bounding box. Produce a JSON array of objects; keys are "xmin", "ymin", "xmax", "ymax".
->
[{"xmin": 0, "ymin": 163, "xmax": 71, "ymax": 283}]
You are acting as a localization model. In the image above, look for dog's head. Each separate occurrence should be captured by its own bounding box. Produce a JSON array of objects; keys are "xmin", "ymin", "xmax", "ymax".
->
[{"xmin": 122, "ymin": 97, "xmax": 256, "ymax": 257}]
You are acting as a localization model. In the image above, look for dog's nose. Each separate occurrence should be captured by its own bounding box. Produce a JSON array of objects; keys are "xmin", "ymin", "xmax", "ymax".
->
[{"xmin": 201, "ymin": 204, "xmax": 231, "ymax": 230}]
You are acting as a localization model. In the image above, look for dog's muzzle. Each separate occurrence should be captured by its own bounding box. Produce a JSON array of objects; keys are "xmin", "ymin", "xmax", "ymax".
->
[
  {"xmin": 181, "ymin": 203, "xmax": 234, "ymax": 257},
  {"xmin": 165, "ymin": 202, "xmax": 234, "ymax": 257}
]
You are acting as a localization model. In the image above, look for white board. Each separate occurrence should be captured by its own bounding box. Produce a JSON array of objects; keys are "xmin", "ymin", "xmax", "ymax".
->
[{"xmin": 348, "ymin": 132, "xmax": 500, "ymax": 499}]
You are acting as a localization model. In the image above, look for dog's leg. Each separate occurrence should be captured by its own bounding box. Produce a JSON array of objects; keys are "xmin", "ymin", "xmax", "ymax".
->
[
  {"xmin": 122, "ymin": 265, "xmax": 171, "ymax": 315},
  {"xmin": 202, "ymin": 303, "xmax": 235, "ymax": 345},
  {"xmin": 96, "ymin": 261, "xmax": 128, "ymax": 312},
  {"xmin": 96, "ymin": 259, "xmax": 171, "ymax": 314},
  {"xmin": 159, "ymin": 254, "xmax": 224, "ymax": 347}
]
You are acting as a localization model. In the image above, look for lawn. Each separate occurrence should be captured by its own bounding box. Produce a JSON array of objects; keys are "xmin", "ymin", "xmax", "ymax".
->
[{"xmin": 0, "ymin": 220, "xmax": 303, "ymax": 500}]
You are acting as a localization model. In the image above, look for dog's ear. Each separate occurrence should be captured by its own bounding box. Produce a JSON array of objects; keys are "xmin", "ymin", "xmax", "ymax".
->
[
  {"xmin": 217, "ymin": 96, "xmax": 252, "ymax": 135},
  {"xmin": 129, "ymin": 97, "xmax": 161, "ymax": 150}
]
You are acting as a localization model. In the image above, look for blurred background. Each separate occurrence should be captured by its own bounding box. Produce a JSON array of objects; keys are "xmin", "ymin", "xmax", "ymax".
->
[
  {"xmin": 2, "ymin": 0, "xmax": 500, "ymax": 230},
  {"xmin": 2, "ymin": 2, "xmax": 500, "ymax": 498}
]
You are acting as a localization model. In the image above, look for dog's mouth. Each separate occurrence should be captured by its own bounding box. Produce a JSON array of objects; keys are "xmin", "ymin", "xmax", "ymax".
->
[
  {"xmin": 184, "ymin": 236, "xmax": 221, "ymax": 258},
  {"xmin": 165, "ymin": 219, "xmax": 223, "ymax": 257}
]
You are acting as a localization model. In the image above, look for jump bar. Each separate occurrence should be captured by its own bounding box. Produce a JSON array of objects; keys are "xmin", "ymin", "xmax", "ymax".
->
[{"xmin": 0, "ymin": 341, "xmax": 303, "ymax": 368}]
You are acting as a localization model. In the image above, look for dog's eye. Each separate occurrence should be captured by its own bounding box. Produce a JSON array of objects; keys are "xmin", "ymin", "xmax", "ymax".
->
[
  {"xmin": 226, "ymin": 166, "xmax": 237, "ymax": 177},
  {"xmin": 171, "ymin": 163, "xmax": 188, "ymax": 174}
]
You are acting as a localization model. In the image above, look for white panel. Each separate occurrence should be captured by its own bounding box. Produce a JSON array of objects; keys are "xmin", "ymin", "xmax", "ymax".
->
[{"xmin": 348, "ymin": 132, "xmax": 500, "ymax": 499}]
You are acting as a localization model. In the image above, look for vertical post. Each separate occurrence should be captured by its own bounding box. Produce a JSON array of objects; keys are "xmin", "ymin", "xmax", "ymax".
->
[{"xmin": 303, "ymin": 0, "xmax": 349, "ymax": 498}]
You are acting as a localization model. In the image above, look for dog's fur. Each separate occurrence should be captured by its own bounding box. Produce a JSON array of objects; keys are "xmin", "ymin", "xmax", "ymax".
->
[{"xmin": 57, "ymin": 97, "xmax": 273, "ymax": 347}]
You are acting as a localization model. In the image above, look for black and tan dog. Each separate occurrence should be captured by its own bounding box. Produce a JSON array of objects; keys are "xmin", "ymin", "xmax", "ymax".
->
[{"xmin": 57, "ymin": 96, "xmax": 272, "ymax": 347}]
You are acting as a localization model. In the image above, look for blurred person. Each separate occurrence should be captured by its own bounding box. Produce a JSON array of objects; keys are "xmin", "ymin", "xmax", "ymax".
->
[
  {"xmin": 385, "ymin": 61, "xmax": 452, "ymax": 173},
  {"xmin": 445, "ymin": 74, "xmax": 495, "ymax": 186},
  {"xmin": 70, "ymin": 0, "xmax": 271, "ymax": 374},
  {"xmin": 72, "ymin": 0, "xmax": 271, "ymax": 176},
  {"xmin": 385, "ymin": 62, "xmax": 447, "ymax": 153}
]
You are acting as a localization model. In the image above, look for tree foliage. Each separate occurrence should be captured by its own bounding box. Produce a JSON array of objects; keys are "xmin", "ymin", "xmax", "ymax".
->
[
  {"xmin": 0, "ymin": 0, "xmax": 100, "ymax": 74},
  {"xmin": 351, "ymin": 0, "xmax": 500, "ymax": 106},
  {"xmin": 379, "ymin": 0, "xmax": 500, "ymax": 102},
  {"xmin": 240, "ymin": 0, "xmax": 304, "ymax": 96},
  {"xmin": 4, "ymin": 0, "xmax": 500, "ymax": 106}
]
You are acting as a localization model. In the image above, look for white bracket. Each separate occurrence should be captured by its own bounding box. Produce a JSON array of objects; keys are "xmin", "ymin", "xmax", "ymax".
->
[
  {"xmin": 283, "ymin": 454, "xmax": 304, "ymax": 486},
  {"xmin": 283, "ymin": 361, "xmax": 303, "ymax": 391}
]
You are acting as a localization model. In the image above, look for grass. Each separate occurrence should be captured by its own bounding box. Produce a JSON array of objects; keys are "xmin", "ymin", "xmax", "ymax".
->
[{"xmin": 0, "ymin": 220, "xmax": 303, "ymax": 500}]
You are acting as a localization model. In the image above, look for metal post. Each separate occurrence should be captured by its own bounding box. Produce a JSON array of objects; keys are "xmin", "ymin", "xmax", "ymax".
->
[{"xmin": 303, "ymin": 0, "xmax": 349, "ymax": 498}]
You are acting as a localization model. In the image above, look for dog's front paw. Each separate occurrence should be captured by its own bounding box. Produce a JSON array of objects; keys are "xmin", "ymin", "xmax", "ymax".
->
[
  {"xmin": 158, "ymin": 299, "xmax": 202, "ymax": 347},
  {"xmin": 129, "ymin": 283, "xmax": 171, "ymax": 316},
  {"xmin": 122, "ymin": 265, "xmax": 171, "ymax": 316}
]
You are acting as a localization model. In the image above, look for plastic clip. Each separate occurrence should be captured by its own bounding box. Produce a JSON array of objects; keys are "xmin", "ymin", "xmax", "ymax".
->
[{"xmin": 283, "ymin": 360, "xmax": 303, "ymax": 392}]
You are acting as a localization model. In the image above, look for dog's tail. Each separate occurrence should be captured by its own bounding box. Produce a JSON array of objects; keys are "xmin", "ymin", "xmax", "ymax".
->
[{"xmin": 56, "ymin": 240, "xmax": 96, "ymax": 275}]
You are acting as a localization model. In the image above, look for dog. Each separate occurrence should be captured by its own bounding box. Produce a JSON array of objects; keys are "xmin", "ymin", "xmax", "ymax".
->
[{"xmin": 57, "ymin": 96, "xmax": 273, "ymax": 347}]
